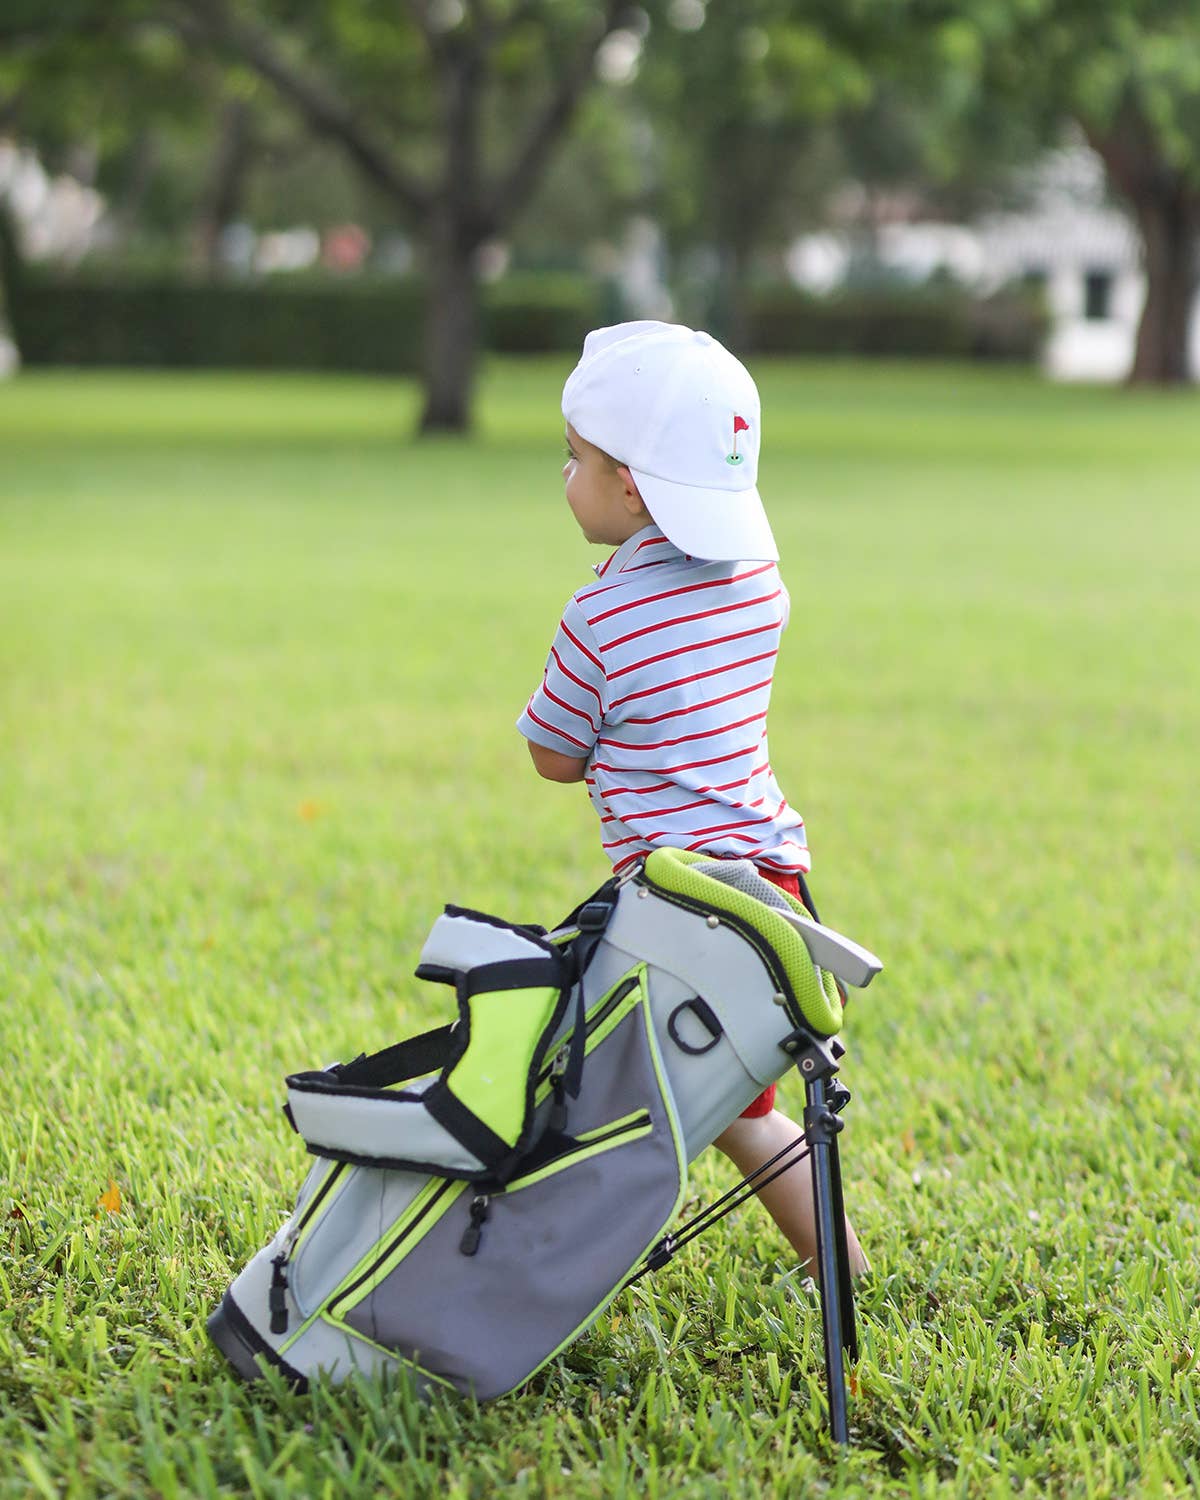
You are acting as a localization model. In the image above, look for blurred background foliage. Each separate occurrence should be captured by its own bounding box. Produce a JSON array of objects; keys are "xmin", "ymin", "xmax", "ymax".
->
[{"xmin": 1, "ymin": 0, "xmax": 1198, "ymax": 426}]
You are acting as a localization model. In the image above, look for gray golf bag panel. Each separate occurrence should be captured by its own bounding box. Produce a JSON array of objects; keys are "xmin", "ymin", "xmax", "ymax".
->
[
  {"xmin": 341, "ymin": 980, "xmax": 685, "ymax": 1400},
  {"xmin": 208, "ymin": 851, "xmax": 880, "ymax": 1414}
]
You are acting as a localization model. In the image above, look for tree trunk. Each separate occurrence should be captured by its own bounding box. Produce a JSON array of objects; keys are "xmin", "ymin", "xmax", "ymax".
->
[
  {"xmin": 1127, "ymin": 185, "xmax": 1198, "ymax": 386},
  {"xmin": 0, "ymin": 196, "xmax": 24, "ymax": 360},
  {"xmin": 712, "ymin": 242, "xmax": 750, "ymax": 352},
  {"xmin": 109, "ymin": 130, "xmax": 159, "ymax": 253},
  {"xmin": 418, "ymin": 213, "xmax": 482, "ymax": 434},
  {"xmin": 191, "ymin": 97, "xmax": 254, "ymax": 274},
  {"xmin": 1083, "ymin": 103, "xmax": 1199, "ymax": 386}
]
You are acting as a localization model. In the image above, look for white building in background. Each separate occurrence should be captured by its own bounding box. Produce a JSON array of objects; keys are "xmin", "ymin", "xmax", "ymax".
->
[
  {"xmin": 0, "ymin": 139, "xmax": 105, "ymax": 263},
  {"xmin": 786, "ymin": 146, "xmax": 1200, "ymax": 382},
  {"xmin": 0, "ymin": 139, "xmax": 109, "ymax": 375}
]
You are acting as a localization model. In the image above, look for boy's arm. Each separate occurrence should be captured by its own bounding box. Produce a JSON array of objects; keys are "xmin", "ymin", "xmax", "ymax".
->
[
  {"xmin": 527, "ymin": 741, "xmax": 588, "ymax": 783},
  {"xmin": 517, "ymin": 598, "xmax": 605, "ymax": 779}
]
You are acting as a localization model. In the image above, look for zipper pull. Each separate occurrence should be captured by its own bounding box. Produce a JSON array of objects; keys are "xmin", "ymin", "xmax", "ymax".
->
[
  {"xmin": 548, "ymin": 1044, "xmax": 570, "ymax": 1133},
  {"xmin": 268, "ymin": 1253, "xmax": 290, "ymax": 1334},
  {"xmin": 459, "ymin": 1193, "xmax": 491, "ymax": 1256}
]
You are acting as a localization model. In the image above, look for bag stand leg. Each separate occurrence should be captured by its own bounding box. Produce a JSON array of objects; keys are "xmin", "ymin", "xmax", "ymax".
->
[{"xmin": 786, "ymin": 1031, "xmax": 858, "ymax": 1444}]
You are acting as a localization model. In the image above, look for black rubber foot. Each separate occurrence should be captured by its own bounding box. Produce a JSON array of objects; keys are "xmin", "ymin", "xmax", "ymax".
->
[{"xmin": 208, "ymin": 1291, "xmax": 308, "ymax": 1391}]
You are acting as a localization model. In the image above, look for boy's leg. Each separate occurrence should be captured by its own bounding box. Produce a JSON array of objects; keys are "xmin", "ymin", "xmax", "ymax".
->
[{"xmin": 714, "ymin": 1108, "xmax": 868, "ymax": 1280}]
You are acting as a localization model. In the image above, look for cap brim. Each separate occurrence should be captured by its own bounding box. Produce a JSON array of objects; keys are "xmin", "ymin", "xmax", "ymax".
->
[{"xmin": 629, "ymin": 468, "xmax": 779, "ymax": 562}]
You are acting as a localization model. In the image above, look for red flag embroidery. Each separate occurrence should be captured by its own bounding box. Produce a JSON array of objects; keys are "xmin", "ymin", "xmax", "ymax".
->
[{"xmin": 728, "ymin": 414, "xmax": 751, "ymax": 463}]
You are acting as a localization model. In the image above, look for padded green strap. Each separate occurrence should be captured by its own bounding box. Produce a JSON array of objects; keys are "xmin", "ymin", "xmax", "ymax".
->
[{"xmin": 641, "ymin": 849, "xmax": 843, "ymax": 1037}]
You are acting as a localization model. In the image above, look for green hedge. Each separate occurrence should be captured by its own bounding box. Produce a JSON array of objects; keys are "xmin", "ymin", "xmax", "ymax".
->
[
  {"xmin": 7, "ymin": 269, "xmax": 606, "ymax": 370},
  {"xmin": 7, "ymin": 265, "xmax": 1047, "ymax": 370},
  {"xmin": 485, "ymin": 272, "xmax": 612, "ymax": 354},
  {"xmin": 744, "ymin": 284, "xmax": 1048, "ymax": 362}
]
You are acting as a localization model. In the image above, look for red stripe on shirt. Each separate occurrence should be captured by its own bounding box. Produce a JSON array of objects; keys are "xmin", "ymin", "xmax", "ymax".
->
[
  {"xmin": 597, "ymin": 587, "xmax": 783, "ymax": 653},
  {"xmin": 595, "ymin": 708, "xmax": 767, "ymax": 753},
  {"xmin": 610, "ymin": 649, "xmax": 778, "ymax": 711},
  {"xmin": 678, "ymin": 813, "xmax": 781, "ymax": 841},
  {"xmin": 550, "ymin": 646, "xmax": 604, "ymax": 712},
  {"xmin": 597, "ymin": 763, "xmax": 771, "ymax": 800},
  {"xmin": 588, "ymin": 563, "xmax": 774, "ymax": 626},
  {"xmin": 541, "ymin": 682, "xmax": 599, "ymax": 734},
  {"xmin": 524, "ymin": 704, "xmax": 590, "ymax": 752},
  {"xmin": 591, "ymin": 741, "xmax": 758, "ymax": 776},
  {"xmin": 605, "ymin": 821, "xmax": 765, "ymax": 852},
  {"xmin": 605, "ymin": 621, "xmax": 778, "ymax": 682},
  {"xmin": 684, "ymin": 832, "xmax": 763, "ymax": 849},
  {"xmin": 627, "ymin": 535, "xmax": 671, "ymax": 559},
  {"xmin": 591, "ymin": 776, "xmax": 675, "ymax": 797},
  {"xmin": 622, "ymin": 676, "xmax": 773, "ymax": 727},
  {"xmin": 611, "ymin": 844, "xmax": 808, "ymax": 876},
  {"xmin": 619, "ymin": 793, "xmax": 767, "ymax": 825},
  {"xmin": 601, "ymin": 831, "xmax": 649, "ymax": 851},
  {"xmin": 561, "ymin": 621, "xmax": 603, "ymax": 671},
  {"xmin": 755, "ymin": 851, "xmax": 810, "ymax": 874}
]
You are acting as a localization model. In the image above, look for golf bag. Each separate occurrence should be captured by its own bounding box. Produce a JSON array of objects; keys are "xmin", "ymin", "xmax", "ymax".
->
[{"xmin": 208, "ymin": 848, "xmax": 881, "ymax": 1439}]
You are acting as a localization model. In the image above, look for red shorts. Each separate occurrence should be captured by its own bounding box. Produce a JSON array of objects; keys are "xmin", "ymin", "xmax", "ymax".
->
[{"xmin": 738, "ymin": 865, "xmax": 805, "ymax": 1119}]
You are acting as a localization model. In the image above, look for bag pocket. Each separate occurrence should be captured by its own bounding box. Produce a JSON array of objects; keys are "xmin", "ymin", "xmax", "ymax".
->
[
  {"xmin": 288, "ymin": 1165, "xmax": 444, "ymax": 1322},
  {"xmin": 338, "ymin": 978, "xmax": 686, "ymax": 1401}
]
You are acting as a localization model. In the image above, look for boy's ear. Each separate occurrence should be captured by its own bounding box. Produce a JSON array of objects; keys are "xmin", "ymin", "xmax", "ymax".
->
[{"xmin": 617, "ymin": 465, "xmax": 647, "ymax": 514}]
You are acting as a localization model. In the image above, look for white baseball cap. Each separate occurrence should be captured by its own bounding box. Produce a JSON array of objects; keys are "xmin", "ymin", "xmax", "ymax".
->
[{"xmin": 561, "ymin": 320, "xmax": 778, "ymax": 562}]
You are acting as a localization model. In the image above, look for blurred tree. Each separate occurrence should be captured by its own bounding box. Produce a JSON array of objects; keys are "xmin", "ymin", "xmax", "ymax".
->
[
  {"xmin": 636, "ymin": 0, "xmax": 873, "ymax": 345},
  {"xmin": 1, "ymin": 3, "xmax": 202, "ymax": 243},
  {"xmin": 504, "ymin": 76, "xmax": 649, "ymax": 273},
  {"xmin": 1012, "ymin": 1, "xmax": 1200, "ymax": 384},
  {"xmin": 633, "ymin": 2, "xmax": 1043, "ymax": 343},
  {"xmin": 830, "ymin": 0, "xmax": 1200, "ymax": 384},
  {"xmin": 167, "ymin": 0, "xmax": 650, "ymax": 431},
  {"xmin": 2, "ymin": 0, "xmax": 649, "ymax": 428}
]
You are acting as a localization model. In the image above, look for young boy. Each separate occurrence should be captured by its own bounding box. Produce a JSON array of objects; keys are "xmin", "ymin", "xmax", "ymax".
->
[{"xmin": 517, "ymin": 320, "xmax": 866, "ymax": 1279}]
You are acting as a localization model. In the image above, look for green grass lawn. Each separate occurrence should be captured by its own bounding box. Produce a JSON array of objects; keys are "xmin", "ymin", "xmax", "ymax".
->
[{"xmin": 2, "ymin": 360, "xmax": 1199, "ymax": 1498}]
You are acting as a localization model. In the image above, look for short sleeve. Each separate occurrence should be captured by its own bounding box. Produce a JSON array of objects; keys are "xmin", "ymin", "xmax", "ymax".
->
[{"xmin": 517, "ymin": 597, "xmax": 607, "ymax": 758}]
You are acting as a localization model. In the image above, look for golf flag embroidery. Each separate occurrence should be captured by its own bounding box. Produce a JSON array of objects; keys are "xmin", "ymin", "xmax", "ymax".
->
[{"xmin": 727, "ymin": 414, "xmax": 750, "ymax": 465}]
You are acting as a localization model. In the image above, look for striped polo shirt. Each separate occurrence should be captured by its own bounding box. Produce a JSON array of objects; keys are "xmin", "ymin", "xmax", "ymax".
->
[{"xmin": 518, "ymin": 524, "xmax": 809, "ymax": 876}]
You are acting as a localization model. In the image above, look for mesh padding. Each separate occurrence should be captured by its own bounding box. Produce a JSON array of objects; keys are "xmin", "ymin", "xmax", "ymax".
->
[
  {"xmin": 642, "ymin": 849, "xmax": 843, "ymax": 1037},
  {"xmin": 692, "ymin": 858, "xmax": 793, "ymax": 912}
]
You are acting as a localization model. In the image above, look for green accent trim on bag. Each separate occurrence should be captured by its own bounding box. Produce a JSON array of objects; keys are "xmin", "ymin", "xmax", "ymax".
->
[
  {"xmin": 282, "ymin": 1177, "xmax": 466, "ymax": 1351},
  {"xmin": 507, "ymin": 1111, "xmax": 653, "ymax": 1194},
  {"xmin": 316, "ymin": 1312, "xmax": 459, "ymax": 1392},
  {"xmin": 291, "ymin": 1160, "xmax": 344, "ymax": 1255},
  {"xmin": 294, "ymin": 969, "xmax": 652, "ymax": 1352},
  {"xmin": 530, "ymin": 969, "xmax": 646, "ymax": 1109},
  {"xmin": 576, "ymin": 1108, "xmax": 652, "ymax": 1146},
  {"xmin": 449, "ymin": 984, "xmax": 561, "ymax": 1146},
  {"xmin": 326, "ymin": 1177, "xmax": 465, "ymax": 1322},
  {"xmin": 498, "ymin": 970, "xmax": 689, "ymax": 1398},
  {"xmin": 643, "ymin": 849, "xmax": 843, "ymax": 1036},
  {"xmin": 574, "ymin": 966, "xmax": 648, "ymax": 1058}
]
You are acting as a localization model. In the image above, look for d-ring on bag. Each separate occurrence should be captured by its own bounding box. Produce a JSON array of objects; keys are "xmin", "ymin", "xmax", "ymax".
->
[{"xmin": 208, "ymin": 849, "xmax": 881, "ymax": 1434}]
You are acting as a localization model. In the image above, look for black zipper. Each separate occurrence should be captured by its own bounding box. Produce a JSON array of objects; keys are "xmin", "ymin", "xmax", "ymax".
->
[
  {"xmin": 297, "ymin": 982, "xmax": 646, "ymax": 1309},
  {"xmin": 460, "ymin": 1110, "xmax": 653, "ymax": 1257},
  {"xmin": 537, "ymin": 975, "xmax": 640, "ymax": 1094},
  {"xmin": 264, "ymin": 1161, "xmax": 348, "ymax": 1335},
  {"xmin": 327, "ymin": 1179, "xmax": 460, "ymax": 1319}
]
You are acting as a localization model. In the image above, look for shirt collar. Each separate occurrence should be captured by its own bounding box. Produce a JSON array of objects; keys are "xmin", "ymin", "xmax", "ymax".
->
[{"xmin": 593, "ymin": 523, "xmax": 687, "ymax": 579}]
